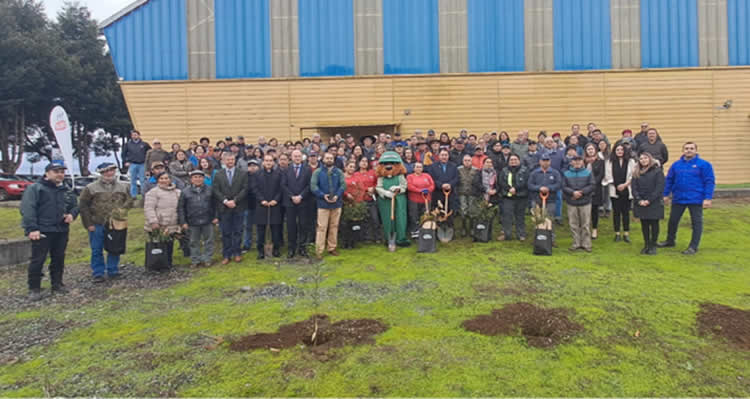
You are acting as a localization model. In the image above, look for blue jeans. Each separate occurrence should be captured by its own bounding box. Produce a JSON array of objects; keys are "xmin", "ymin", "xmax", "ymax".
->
[
  {"xmin": 220, "ymin": 210, "xmax": 244, "ymax": 259},
  {"xmin": 243, "ymin": 208, "xmax": 255, "ymax": 248},
  {"xmin": 89, "ymin": 225, "xmax": 120, "ymax": 277},
  {"xmin": 128, "ymin": 163, "xmax": 146, "ymax": 197},
  {"xmin": 666, "ymin": 203, "xmax": 703, "ymax": 250},
  {"xmin": 555, "ymin": 190, "xmax": 563, "ymax": 219}
]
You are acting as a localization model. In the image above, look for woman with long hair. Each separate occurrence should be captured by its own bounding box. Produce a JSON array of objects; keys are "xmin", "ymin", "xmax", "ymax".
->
[
  {"xmin": 402, "ymin": 148, "xmax": 416, "ymax": 174},
  {"xmin": 603, "ymin": 144, "xmax": 637, "ymax": 242},
  {"xmin": 584, "ymin": 143, "xmax": 605, "ymax": 239},
  {"xmin": 632, "ymin": 152, "xmax": 665, "ymax": 255},
  {"xmin": 199, "ymin": 158, "xmax": 214, "ymax": 186},
  {"xmin": 439, "ymin": 132, "xmax": 451, "ymax": 148},
  {"xmin": 168, "ymin": 150, "xmax": 194, "ymax": 185},
  {"xmin": 499, "ymin": 131, "xmax": 511, "ymax": 146}
]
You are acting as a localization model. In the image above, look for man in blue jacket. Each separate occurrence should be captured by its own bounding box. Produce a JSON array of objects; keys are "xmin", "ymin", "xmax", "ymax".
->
[
  {"xmin": 20, "ymin": 161, "xmax": 79, "ymax": 301},
  {"xmin": 311, "ymin": 152, "xmax": 346, "ymax": 259},
  {"xmin": 658, "ymin": 142, "xmax": 715, "ymax": 255}
]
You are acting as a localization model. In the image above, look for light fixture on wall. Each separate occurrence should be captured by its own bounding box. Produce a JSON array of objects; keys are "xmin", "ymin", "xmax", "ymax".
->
[{"xmin": 716, "ymin": 100, "xmax": 732, "ymax": 110}]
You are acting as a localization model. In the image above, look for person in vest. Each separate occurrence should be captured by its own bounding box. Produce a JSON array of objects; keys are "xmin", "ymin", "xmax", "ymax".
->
[
  {"xmin": 457, "ymin": 154, "xmax": 481, "ymax": 237},
  {"xmin": 311, "ymin": 152, "xmax": 346, "ymax": 258},
  {"xmin": 562, "ymin": 155, "xmax": 596, "ymax": 252},
  {"xmin": 375, "ymin": 151, "xmax": 410, "ymax": 248},
  {"xmin": 658, "ymin": 141, "xmax": 715, "ymax": 255},
  {"xmin": 178, "ymin": 170, "xmax": 218, "ymax": 267},
  {"xmin": 20, "ymin": 161, "xmax": 79, "ymax": 301},
  {"xmin": 78, "ymin": 163, "xmax": 133, "ymax": 282},
  {"xmin": 498, "ymin": 154, "xmax": 529, "ymax": 241}
]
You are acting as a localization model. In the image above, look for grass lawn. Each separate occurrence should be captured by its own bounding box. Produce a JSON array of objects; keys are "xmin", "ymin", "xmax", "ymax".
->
[{"xmin": 0, "ymin": 200, "xmax": 749, "ymax": 397}]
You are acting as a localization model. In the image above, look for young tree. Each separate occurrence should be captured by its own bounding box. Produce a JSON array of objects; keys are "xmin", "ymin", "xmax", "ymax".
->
[{"xmin": 91, "ymin": 129, "xmax": 122, "ymax": 168}]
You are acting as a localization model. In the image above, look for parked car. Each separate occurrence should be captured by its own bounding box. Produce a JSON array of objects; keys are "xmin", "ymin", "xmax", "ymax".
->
[{"xmin": 0, "ymin": 175, "xmax": 33, "ymax": 201}]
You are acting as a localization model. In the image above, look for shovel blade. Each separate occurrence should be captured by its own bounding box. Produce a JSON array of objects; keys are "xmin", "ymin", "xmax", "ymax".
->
[{"xmin": 437, "ymin": 226, "xmax": 454, "ymax": 243}]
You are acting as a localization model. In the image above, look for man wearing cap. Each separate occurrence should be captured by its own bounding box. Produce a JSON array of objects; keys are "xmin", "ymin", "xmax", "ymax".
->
[
  {"xmin": 236, "ymin": 136, "xmax": 247, "ymax": 151},
  {"xmin": 144, "ymin": 139, "xmax": 170, "ymax": 175},
  {"xmin": 450, "ymin": 139, "xmax": 469, "ymax": 165},
  {"xmin": 562, "ymin": 155, "xmax": 596, "ymax": 252},
  {"xmin": 142, "ymin": 161, "xmax": 185, "ymax": 194},
  {"xmin": 178, "ymin": 170, "xmax": 219, "ymax": 267},
  {"xmin": 122, "ymin": 130, "xmax": 151, "ymax": 198},
  {"xmin": 21, "ymin": 162, "xmax": 79, "ymax": 301},
  {"xmin": 527, "ymin": 154, "xmax": 562, "ymax": 243},
  {"xmin": 78, "ymin": 163, "xmax": 133, "ymax": 282},
  {"xmin": 213, "ymin": 152, "xmax": 249, "ymax": 264}
]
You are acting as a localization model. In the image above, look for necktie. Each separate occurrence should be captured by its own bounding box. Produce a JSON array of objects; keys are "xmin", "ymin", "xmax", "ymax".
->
[
  {"xmin": 442, "ymin": 164, "xmax": 446, "ymax": 173},
  {"xmin": 295, "ymin": 165, "xmax": 300, "ymax": 178},
  {"xmin": 227, "ymin": 169, "xmax": 233, "ymax": 185}
]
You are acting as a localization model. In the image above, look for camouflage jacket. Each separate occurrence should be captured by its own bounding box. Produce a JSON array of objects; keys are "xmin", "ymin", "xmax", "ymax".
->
[{"xmin": 78, "ymin": 178, "xmax": 133, "ymax": 228}]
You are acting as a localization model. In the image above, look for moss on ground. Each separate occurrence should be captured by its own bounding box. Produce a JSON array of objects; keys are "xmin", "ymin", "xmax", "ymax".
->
[{"xmin": 1, "ymin": 201, "xmax": 749, "ymax": 396}]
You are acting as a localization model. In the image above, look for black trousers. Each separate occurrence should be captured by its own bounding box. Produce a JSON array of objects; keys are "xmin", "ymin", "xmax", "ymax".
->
[
  {"xmin": 502, "ymin": 198, "xmax": 527, "ymax": 239},
  {"xmin": 591, "ymin": 204, "xmax": 600, "ymax": 229},
  {"xmin": 611, "ymin": 196, "xmax": 631, "ymax": 232},
  {"xmin": 256, "ymin": 224, "xmax": 282, "ymax": 252},
  {"xmin": 28, "ymin": 231, "xmax": 69, "ymax": 290},
  {"xmin": 407, "ymin": 200, "xmax": 426, "ymax": 233},
  {"xmin": 285, "ymin": 203, "xmax": 312, "ymax": 252},
  {"xmin": 640, "ymin": 219, "xmax": 660, "ymax": 248}
]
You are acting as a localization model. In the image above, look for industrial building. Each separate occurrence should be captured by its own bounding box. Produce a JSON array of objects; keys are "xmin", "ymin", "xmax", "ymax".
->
[{"xmin": 101, "ymin": 0, "xmax": 750, "ymax": 183}]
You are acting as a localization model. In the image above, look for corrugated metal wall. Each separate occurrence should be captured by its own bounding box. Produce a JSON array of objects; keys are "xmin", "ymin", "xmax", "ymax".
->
[
  {"xmin": 641, "ymin": 0, "xmax": 699, "ymax": 68},
  {"xmin": 382, "ymin": 0, "xmax": 440, "ymax": 74},
  {"xmin": 468, "ymin": 0, "xmax": 525, "ymax": 72},
  {"xmin": 354, "ymin": 0, "xmax": 383, "ymax": 75},
  {"xmin": 122, "ymin": 68, "xmax": 750, "ymax": 183},
  {"xmin": 554, "ymin": 0, "xmax": 611, "ymax": 70},
  {"xmin": 438, "ymin": 0, "xmax": 468, "ymax": 73},
  {"xmin": 215, "ymin": 0, "xmax": 270, "ymax": 79},
  {"xmin": 299, "ymin": 0, "xmax": 354, "ymax": 77},
  {"xmin": 187, "ymin": 0, "xmax": 215, "ymax": 79},
  {"xmin": 270, "ymin": 0, "xmax": 299, "ymax": 77},
  {"xmin": 524, "ymin": 0, "xmax": 554, "ymax": 71},
  {"xmin": 698, "ymin": 0, "xmax": 729, "ymax": 66},
  {"xmin": 611, "ymin": 0, "xmax": 641, "ymax": 69},
  {"xmin": 728, "ymin": 0, "xmax": 750, "ymax": 65},
  {"xmin": 103, "ymin": 0, "xmax": 188, "ymax": 81}
]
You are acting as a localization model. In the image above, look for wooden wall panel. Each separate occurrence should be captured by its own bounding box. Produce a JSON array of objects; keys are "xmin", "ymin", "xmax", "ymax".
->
[
  {"xmin": 498, "ymin": 73, "xmax": 607, "ymax": 136},
  {"xmin": 393, "ymin": 76, "xmax": 499, "ymax": 135},
  {"xmin": 121, "ymin": 68, "xmax": 750, "ymax": 183}
]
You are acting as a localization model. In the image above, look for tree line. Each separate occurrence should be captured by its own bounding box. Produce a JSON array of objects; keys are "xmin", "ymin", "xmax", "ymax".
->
[{"xmin": 0, "ymin": 0, "xmax": 132, "ymax": 175}]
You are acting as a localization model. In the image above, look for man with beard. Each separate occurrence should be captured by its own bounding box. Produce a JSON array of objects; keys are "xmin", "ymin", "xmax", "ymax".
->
[{"xmin": 311, "ymin": 153, "xmax": 346, "ymax": 258}]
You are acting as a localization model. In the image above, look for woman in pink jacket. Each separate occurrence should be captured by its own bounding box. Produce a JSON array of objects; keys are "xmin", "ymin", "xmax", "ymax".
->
[{"xmin": 406, "ymin": 162, "xmax": 435, "ymax": 237}]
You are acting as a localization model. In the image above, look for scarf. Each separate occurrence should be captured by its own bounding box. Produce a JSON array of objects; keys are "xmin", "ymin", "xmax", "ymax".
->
[{"xmin": 481, "ymin": 168, "xmax": 496, "ymax": 201}]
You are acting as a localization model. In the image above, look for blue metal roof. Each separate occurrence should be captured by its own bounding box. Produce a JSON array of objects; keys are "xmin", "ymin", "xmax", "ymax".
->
[
  {"xmin": 102, "ymin": 0, "xmax": 187, "ymax": 81},
  {"xmin": 641, "ymin": 0, "xmax": 698, "ymax": 68},
  {"xmin": 468, "ymin": 0, "xmax": 525, "ymax": 72},
  {"xmin": 299, "ymin": 0, "xmax": 355, "ymax": 76},
  {"xmin": 383, "ymin": 0, "xmax": 440, "ymax": 74},
  {"xmin": 554, "ymin": 0, "xmax": 612, "ymax": 70},
  {"xmin": 215, "ymin": 0, "xmax": 271, "ymax": 79}
]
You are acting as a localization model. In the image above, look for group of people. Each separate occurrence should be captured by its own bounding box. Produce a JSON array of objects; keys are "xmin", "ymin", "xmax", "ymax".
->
[{"xmin": 20, "ymin": 123, "xmax": 715, "ymax": 301}]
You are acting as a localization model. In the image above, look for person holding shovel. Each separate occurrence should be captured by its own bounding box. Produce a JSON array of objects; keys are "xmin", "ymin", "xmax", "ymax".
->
[
  {"xmin": 252, "ymin": 154, "xmax": 283, "ymax": 260},
  {"xmin": 406, "ymin": 162, "xmax": 435, "ymax": 237},
  {"xmin": 78, "ymin": 163, "xmax": 133, "ymax": 282},
  {"xmin": 178, "ymin": 170, "xmax": 219, "ymax": 267},
  {"xmin": 311, "ymin": 152, "xmax": 346, "ymax": 259},
  {"xmin": 527, "ymin": 154, "xmax": 562, "ymax": 246},
  {"xmin": 428, "ymin": 148, "xmax": 459, "ymax": 217},
  {"xmin": 375, "ymin": 151, "xmax": 410, "ymax": 249}
]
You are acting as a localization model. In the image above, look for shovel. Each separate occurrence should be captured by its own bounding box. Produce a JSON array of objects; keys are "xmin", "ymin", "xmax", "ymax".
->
[
  {"xmin": 264, "ymin": 205, "xmax": 274, "ymax": 257},
  {"xmin": 388, "ymin": 194, "xmax": 397, "ymax": 252},
  {"xmin": 437, "ymin": 187, "xmax": 454, "ymax": 242},
  {"xmin": 539, "ymin": 191, "xmax": 553, "ymax": 230}
]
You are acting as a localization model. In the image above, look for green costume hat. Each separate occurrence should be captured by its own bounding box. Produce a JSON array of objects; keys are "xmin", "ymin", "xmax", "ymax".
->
[{"xmin": 378, "ymin": 151, "xmax": 403, "ymax": 164}]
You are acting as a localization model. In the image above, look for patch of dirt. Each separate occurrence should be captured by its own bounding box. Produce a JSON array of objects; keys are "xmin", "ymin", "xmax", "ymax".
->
[
  {"xmin": 0, "ymin": 262, "xmax": 195, "ymax": 313},
  {"xmin": 697, "ymin": 303, "xmax": 750, "ymax": 350},
  {"xmin": 229, "ymin": 314, "xmax": 388, "ymax": 353},
  {"xmin": 462, "ymin": 302, "xmax": 583, "ymax": 348}
]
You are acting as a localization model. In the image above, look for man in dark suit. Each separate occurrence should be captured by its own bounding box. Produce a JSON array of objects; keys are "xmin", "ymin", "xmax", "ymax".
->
[
  {"xmin": 252, "ymin": 154, "xmax": 283, "ymax": 259},
  {"xmin": 428, "ymin": 148, "xmax": 459, "ymax": 213},
  {"xmin": 281, "ymin": 150, "xmax": 313, "ymax": 258},
  {"xmin": 212, "ymin": 152, "xmax": 248, "ymax": 264}
]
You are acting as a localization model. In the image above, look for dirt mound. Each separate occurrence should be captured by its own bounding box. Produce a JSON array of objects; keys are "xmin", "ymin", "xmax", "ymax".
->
[
  {"xmin": 462, "ymin": 302, "xmax": 583, "ymax": 348},
  {"xmin": 697, "ymin": 303, "xmax": 750, "ymax": 350},
  {"xmin": 230, "ymin": 315, "xmax": 388, "ymax": 352}
]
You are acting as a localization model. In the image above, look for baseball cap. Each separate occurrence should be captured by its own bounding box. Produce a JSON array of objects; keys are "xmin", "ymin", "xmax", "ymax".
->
[
  {"xmin": 189, "ymin": 170, "xmax": 205, "ymax": 176},
  {"xmin": 540, "ymin": 154, "xmax": 551, "ymax": 161},
  {"xmin": 96, "ymin": 162, "xmax": 117, "ymax": 172},
  {"xmin": 45, "ymin": 160, "xmax": 67, "ymax": 172}
]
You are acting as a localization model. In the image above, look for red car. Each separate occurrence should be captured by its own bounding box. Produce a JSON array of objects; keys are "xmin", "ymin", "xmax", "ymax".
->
[{"xmin": 0, "ymin": 175, "xmax": 32, "ymax": 201}]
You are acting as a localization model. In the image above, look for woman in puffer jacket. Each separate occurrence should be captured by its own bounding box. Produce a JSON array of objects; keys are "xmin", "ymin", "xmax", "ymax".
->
[{"xmin": 144, "ymin": 172, "xmax": 182, "ymax": 266}]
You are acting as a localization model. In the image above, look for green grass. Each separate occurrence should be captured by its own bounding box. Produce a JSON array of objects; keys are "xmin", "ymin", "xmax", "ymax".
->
[
  {"xmin": 716, "ymin": 183, "xmax": 750, "ymax": 189},
  {"xmin": 1, "ymin": 201, "xmax": 749, "ymax": 396}
]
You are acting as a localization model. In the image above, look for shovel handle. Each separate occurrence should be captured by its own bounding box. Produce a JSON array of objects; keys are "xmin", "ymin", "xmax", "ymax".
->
[
  {"xmin": 390, "ymin": 194, "xmax": 395, "ymax": 221},
  {"xmin": 443, "ymin": 188, "xmax": 451, "ymax": 214},
  {"xmin": 539, "ymin": 190, "xmax": 549, "ymax": 207}
]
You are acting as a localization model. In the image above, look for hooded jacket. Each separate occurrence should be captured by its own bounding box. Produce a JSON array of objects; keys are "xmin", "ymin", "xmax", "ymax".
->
[{"xmin": 663, "ymin": 154, "xmax": 715, "ymax": 204}]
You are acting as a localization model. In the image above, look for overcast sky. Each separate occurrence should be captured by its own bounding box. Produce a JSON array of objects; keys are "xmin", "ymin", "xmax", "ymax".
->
[{"xmin": 42, "ymin": 0, "xmax": 132, "ymax": 23}]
